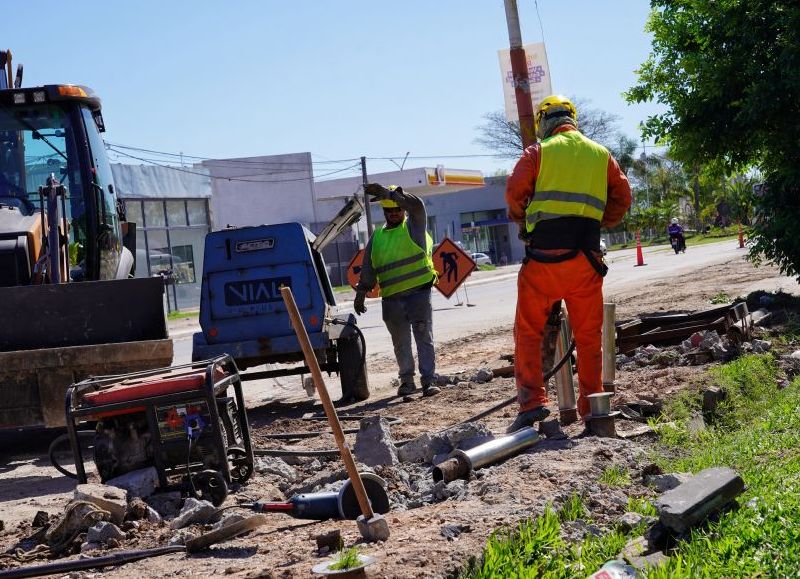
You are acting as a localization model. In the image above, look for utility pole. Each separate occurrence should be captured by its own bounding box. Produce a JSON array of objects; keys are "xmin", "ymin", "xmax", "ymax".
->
[
  {"xmin": 504, "ymin": 0, "xmax": 536, "ymax": 148},
  {"xmin": 360, "ymin": 156, "xmax": 374, "ymax": 236}
]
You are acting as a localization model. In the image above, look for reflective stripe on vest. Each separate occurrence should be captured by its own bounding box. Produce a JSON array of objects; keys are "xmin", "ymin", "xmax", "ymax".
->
[
  {"xmin": 371, "ymin": 220, "xmax": 435, "ymax": 297},
  {"xmin": 526, "ymin": 130, "xmax": 609, "ymax": 233}
]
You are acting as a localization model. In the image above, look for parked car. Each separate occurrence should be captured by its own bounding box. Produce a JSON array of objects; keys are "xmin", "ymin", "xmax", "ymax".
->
[{"xmin": 471, "ymin": 252, "xmax": 493, "ymax": 265}]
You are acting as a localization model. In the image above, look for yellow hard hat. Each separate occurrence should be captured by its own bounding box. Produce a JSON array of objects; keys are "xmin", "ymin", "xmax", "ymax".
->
[
  {"xmin": 380, "ymin": 199, "xmax": 400, "ymax": 209},
  {"xmin": 535, "ymin": 94, "xmax": 577, "ymax": 136}
]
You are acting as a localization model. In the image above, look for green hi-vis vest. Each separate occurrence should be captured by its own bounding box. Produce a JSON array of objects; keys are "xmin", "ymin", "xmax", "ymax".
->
[
  {"xmin": 371, "ymin": 220, "xmax": 435, "ymax": 297},
  {"xmin": 526, "ymin": 130, "xmax": 609, "ymax": 233}
]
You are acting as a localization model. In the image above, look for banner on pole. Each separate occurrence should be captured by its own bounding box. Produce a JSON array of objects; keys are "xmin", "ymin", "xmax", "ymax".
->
[{"xmin": 498, "ymin": 42, "xmax": 552, "ymax": 122}]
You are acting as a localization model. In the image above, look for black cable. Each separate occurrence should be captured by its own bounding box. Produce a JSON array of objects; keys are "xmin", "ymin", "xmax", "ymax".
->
[
  {"xmin": 186, "ymin": 437, "xmax": 198, "ymax": 499},
  {"xmin": 48, "ymin": 431, "xmax": 95, "ymax": 479},
  {"xmin": 258, "ymin": 416, "xmax": 402, "ymax": 440},
  {"xmin": 0, "ymin": 545, "xmax": 186, "ymax": 579},
  {"xmin": 327, "ymin": 317, "xmax": 367, "ymax": 386}
]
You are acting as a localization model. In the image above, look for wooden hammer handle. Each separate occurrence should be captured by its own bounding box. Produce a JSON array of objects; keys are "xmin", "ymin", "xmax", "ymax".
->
[{"xmin": 280, "ymin": 287, "xmax": 374, "ymax": 519}]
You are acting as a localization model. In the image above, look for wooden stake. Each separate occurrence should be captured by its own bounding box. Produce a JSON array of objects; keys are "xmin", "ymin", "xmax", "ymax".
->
[{"xmin": 280, "ymin": 287, "xmax": 374, "ymax": 520}]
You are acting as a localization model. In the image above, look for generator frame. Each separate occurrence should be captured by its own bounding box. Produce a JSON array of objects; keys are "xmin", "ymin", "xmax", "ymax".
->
[{"xmin": 65, "ymin": 354, "xmax": 253, "ymax": 490}]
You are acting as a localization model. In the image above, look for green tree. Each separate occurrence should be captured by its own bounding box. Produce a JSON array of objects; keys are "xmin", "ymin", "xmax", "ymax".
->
[{"xmin": 626, "ymin": 0, "xmax": 800, "ymax": 277}]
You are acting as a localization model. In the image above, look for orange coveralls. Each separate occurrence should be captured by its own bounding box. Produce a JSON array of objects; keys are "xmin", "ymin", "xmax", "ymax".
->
[{"xmin": 505, "ymin": 126, "xmax": 632, "ymax": 418}]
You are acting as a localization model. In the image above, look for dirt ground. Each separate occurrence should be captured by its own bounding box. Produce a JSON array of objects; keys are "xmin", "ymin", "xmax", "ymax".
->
[{"xmin": 0, "ymin": 257, "xmax": 797, "ymax": 578}]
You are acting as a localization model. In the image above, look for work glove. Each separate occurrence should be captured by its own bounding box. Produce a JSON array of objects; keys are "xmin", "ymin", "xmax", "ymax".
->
[
  {"xmin": 354, "ymin": 290, "xmax": 367, "ymax": 315},
  {"xmin": 364, "ymin": 183, "xmax": 393, "ymax": 202}
]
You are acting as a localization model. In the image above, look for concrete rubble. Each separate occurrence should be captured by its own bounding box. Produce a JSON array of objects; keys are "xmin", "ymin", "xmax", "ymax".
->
[
  {"xmin": 86, "ymin": 521, "xmax": 126, "ymax": 544},
  {"xmin": 645, "ymin": 472, "xmax": 692, "ymax": 493},
  {"xmin": 170, "ymin": 498, "xmax": 220, "ymax": 530},
  {"xmin": 73, "ymin": 483, "xmax": 128, "ymax": 525},
  {"xmin": 398, "ymin": 422, "xmax": 493, "ymax": 464},
  {"xmin": 354, "ymin": 416, "xmax": 399, "ymax": 467},
  {"xmin": 107, "ymin": 466, "xmax": 160, "ymax": 498},
  {"xmin": 255, "ymin": 456, "xmax": 300, "ymax": 482}
]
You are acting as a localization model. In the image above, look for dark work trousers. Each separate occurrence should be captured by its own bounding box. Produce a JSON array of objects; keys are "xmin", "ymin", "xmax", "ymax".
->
[{"xmin": 381, "ymin": 287, "xmax": 436, "ymax": 386}]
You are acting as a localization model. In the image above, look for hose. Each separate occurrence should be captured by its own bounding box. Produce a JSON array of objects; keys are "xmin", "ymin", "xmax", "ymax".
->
[
  {"xmin": 0, "ymin": 546, "xmax": 186, "ymax": 579},
  {"xmin": 48, "ymin": 430, "xmax": 95, "ymax": 479}
]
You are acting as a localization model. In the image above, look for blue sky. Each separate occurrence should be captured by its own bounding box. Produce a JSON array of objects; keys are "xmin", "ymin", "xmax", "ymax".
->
[{"xmin": 5, "ymin": 1, "xmax": 665, "ymax": 178}]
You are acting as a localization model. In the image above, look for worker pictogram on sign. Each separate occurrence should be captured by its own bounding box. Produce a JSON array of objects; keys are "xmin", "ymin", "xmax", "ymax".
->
[
  {"xmin": 432, "ymin": 238, "xmax": 476, "ymax": 299},
  {"xmin": 346, "ymin": 249, "xmax": 380, "ymax": 298}
]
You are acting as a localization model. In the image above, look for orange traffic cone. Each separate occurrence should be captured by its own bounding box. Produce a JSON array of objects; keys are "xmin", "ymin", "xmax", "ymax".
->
[
  {"xmin": 634, "ymin": 229, "xmax": 646, "ymax": 267},
  {"xmin": 738, "ymin": 221, "xmax": 745, "ymax": 249}
]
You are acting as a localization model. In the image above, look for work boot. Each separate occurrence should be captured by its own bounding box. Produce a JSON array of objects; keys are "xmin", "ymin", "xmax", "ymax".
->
[
  {"xmin": 397, "ymin": 382, "xmax": 416, "ymax": 396},
  {"xmin": 506, "ymin": 406, "xmax": 551, "ymax": 433},
  {"xmin": 421, "ymin": 376, "xmax": 441, "ymax": 397}
]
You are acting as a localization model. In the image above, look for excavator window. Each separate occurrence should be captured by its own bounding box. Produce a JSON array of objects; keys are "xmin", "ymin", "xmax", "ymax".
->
[{"xmin": 0, "ymin": 102, "xmax": 88, "ymax": 278}]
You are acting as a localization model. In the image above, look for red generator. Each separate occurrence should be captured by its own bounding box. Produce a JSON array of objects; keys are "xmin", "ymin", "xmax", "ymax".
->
[{"xmin": 66, "ymin": 355, "xmax": 254, "ymax": 506}]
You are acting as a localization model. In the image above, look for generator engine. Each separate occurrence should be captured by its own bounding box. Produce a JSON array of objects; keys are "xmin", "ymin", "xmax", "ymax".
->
[{"xmin": 66, "ymin": 356, "xmax": 254, "ymax": 506}]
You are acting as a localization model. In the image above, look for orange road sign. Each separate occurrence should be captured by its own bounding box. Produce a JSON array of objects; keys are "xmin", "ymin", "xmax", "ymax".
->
[
  {"xmin": 432, "ymin": 238, "xmax": 476, "ymax": 298},
  {"xmin": 346, "ymin": 249, "xmax": 380, "ymax": 298}
]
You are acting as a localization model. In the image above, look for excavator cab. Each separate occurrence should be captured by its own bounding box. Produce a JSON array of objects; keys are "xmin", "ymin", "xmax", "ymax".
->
[{"xmin": 0, "ymin": 84, "xmax": 128, "ymax": 285}]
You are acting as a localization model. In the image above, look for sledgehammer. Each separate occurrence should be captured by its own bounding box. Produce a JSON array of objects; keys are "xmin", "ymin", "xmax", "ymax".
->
[{"xmin": 281, "ymin": 287, "xmax": 390, "ymax": 542}]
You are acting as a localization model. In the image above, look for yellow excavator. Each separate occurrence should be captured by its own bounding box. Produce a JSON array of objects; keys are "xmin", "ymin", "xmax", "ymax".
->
[{"xmin": 0, "ymin": 50, "xmax": 172, "ymax": 429}]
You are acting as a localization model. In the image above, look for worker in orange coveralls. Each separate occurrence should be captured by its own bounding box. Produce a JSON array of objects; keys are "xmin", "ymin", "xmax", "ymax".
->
[{"xmin": 505, "ymin": 95, "xmax": 632, "ymax": 432}]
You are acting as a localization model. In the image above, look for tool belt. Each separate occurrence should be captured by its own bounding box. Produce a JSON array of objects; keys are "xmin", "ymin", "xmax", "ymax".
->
[{"xmin": 524, "ymin": 246, "xmax": 608, "ymax": 278}]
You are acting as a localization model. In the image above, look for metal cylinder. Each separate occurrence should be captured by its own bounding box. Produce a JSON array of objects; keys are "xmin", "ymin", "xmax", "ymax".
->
[
  {"xmin": 432, "ymin": 427, "xmax": 540, "ymax": 483},
  {"xmin": 601, "ymin": 303, "xmax": 616, "ymax": 392},
  {"xmin": 554, "ymin": 312, "xmax": 577, "ymax": 424}
]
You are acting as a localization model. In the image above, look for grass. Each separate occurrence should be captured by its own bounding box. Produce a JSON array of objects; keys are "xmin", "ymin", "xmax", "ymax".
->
[
  {"xmin": 333, "ymin": 284, "xmax": 354, "ymax": 293},
  {"xmin": 709, "ymin": 291, "xmax": 731, "ymax": 305},
  {"xmin": 608, "ymin": 233, "xmax": 738, "ymax": 252},
  {"xmin": 626, "ymin": 497, "xmax": 658, "ymax": 517},
  {"xmin": 461, "ymin": 507, "xmax": 629, "ymax": 579},
  {"xmin": 166, "ymin": 310, "xmax": 199, "ymax": 321},
  {"xmin": 328, "ymin": 546, "xmax": 361, "ymax": 571},
  {"xmin": 598, "ymin": 465, "xmax": 632, "ymax": 487},
  {"xmin": 644, "ymin": 354, "xmax": 800, "ymax": 577},
  {"xmin": 558, "ymin": 494, "xmax": 587, "ymax": 522},
  {"xmin": 477, "ymin": 263, "xmax": 497, "ymax": 271},
  {"xmin": 463, "ymin": 351, "xmax": 800, "ymax": 578}
]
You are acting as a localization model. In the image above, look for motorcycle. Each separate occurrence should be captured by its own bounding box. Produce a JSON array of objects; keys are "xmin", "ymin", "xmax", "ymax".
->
[{"xmin": 670, "ymin": 234, "xmax": 686, "ymax": 254}]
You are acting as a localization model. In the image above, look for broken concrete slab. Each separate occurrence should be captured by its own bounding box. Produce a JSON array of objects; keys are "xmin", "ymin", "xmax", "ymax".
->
[
  {"xmin": 87, "ymin": 521, "xmax": 126, "ymax": 544},
  {"xmin": 106, "ymin": 466, "xmax": 159, "ymax": 498},
  {"xmin": 655, "ymin": 467, "xmax": 744, "ymax": 533},
  {"xmin": 170, "ymin": 498, "xmax": 220, "ymax": 530},
  {"xmin": 470, "ymin": 367, "xmax": 494, "ymax": 383},
  {"xmin": 255, "ymin": 456, "xmax": 299, "ymax": 482},
  {"xmin": 354, "ymin": 416, "xmax": 399, "ymax": 467},
  {"xmin": 702, "ymin": 386, "xmax": 726, "ymax": 415},
  {"xmin": 645, "ymin": 472, "xmax": 692, "ymax": 493},
  {"xmin": 74, "ymin": 483, "xmax": 128, "ymax": 525}
]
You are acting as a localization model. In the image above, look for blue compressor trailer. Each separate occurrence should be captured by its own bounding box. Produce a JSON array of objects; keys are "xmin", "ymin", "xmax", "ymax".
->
[{"xmin": 192, "ymin": 199, "xmax": 369, "ymax": 402}]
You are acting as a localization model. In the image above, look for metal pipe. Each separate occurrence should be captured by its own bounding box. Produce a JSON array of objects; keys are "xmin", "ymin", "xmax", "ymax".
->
[
  {"xmin": 432, "ymin": 427, "xmax": 539, "ymax": 483},
  {"xmin": 602, "ymin": 303, "xmax": 616, "ymax": 392},
  {"xmin": 554, "ymin": 310, "xmax": 577, "ymax": 423}
]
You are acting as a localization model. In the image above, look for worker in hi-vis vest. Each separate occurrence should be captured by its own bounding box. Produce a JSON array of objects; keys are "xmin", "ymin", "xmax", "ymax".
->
[
  {"xmin": 355, "ymin": 183, "xmax": 441, "ymax": 398},
  {"xmin": 505, "ymin": 95, "xmax": 632, "ymax": 432}
]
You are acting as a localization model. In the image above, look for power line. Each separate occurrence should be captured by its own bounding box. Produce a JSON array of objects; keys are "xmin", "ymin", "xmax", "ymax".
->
[
  {"xmin": 106, "ymin": 142, "xmax": 360, "ymax": 167},
  {"xmin": 533, "ymin": 0, "xmax": 547, "ymax": 45},
  {"xmin": 108, "ymin": 147, "xmax": 361, "ymax": 183}
]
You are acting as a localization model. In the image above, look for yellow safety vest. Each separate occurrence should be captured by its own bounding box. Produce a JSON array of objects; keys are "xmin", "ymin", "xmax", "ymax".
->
[
  {"xmin": 526, "ymin": 131, "xmax": 609, "ymax": 233},
  {"xmin": 371, "ymin": 220, "xmax": 435, "ymax": 297}
]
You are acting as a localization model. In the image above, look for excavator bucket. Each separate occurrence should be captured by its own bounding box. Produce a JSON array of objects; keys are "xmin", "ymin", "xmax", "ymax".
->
[{"xmin": 0, "ymin": 277, "xmax": 173, "ymax": 428}]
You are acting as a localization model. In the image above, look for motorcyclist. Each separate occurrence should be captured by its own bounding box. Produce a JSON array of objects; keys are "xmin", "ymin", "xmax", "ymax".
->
[{"xmin": 668, "ymin": 218, "xmax": 686, "ymax": 253}]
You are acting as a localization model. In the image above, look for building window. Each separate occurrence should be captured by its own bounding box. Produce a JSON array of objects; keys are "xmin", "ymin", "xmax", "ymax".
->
[{"xmin": 124, "ymin": 198, "xmax": 210, "ymax": 309}]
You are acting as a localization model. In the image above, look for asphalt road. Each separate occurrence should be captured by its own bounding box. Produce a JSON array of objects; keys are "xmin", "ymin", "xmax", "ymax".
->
[{"xmin": 172, "ymin": 239, "xmax": 749, "ymax": 366}]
